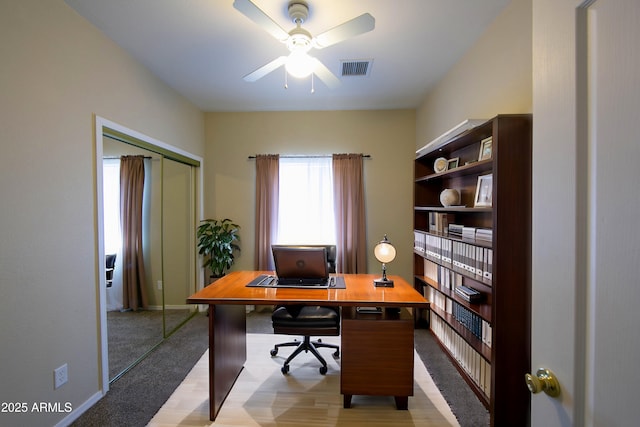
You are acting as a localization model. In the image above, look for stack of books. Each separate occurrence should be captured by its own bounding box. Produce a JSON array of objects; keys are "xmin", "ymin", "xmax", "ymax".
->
[
  {"xmin": 475, "ymin": 228, "xmax": 493, "ymax": 243},
  {"xmin": 429, "ymin": 313, "xmax": 492, "ymax": 398},
  {"xmin": 462, "ymin": 226, "xmax": 477, "ymax": 240},
  {"xmin": 448, "ymin": 224, "xmax": 493, "ymax": 244},
  {"xmin": 455, "ymin": 285, "xmax": 483, "ymax": 303},
  {"xmin": 448, "ymin": 224, "xmax": 463, "ymax": 238}
]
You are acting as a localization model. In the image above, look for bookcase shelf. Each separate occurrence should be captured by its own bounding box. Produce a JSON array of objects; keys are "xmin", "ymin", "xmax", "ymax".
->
[
  {"xmin": 415, "ymin": 158, "xmax": 493, "ymax": 183},
  {"xmin": 415, "ymin": 206, "xmax": 492, "ymax": 213},
  {"xmin": 413, "ymin": 115, "xmax": 531, "ymax": 426},
  {"xmin": 415, "ymin": 274, "xmax": 492, "ymax": 321}
]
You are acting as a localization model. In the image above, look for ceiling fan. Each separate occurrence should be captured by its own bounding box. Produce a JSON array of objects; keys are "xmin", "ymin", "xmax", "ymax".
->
[{"xmin": 232, "ymin": 0, "xmax": 375, "ymax": 89}]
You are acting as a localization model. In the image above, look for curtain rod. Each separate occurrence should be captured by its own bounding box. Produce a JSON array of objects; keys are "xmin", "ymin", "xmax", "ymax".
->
[
  {"xmin": 248, "ymin": 154, "xmax": 371, "ymax": 159},
  {"xmin": 103, "ymin": 156, "xmax": 153, "ymax": 160}
]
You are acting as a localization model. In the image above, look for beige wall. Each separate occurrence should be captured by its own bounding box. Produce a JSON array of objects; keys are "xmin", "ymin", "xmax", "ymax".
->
[
  {"xmin": 416, "ymin": 0, "xmax": 532, "ymax": 148},
  {"xmin": 204, "ymin": 110, "xmax": 416, "ymax": 282},
  {"xmin": 0, "ymin": 1, "xmax": 204, "ymax": 425}
]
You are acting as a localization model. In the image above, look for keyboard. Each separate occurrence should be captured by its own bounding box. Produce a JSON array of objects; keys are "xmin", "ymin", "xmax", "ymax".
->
[{"xmin": 255, "ymin": 275, "xmax": 335, "ymax": 288}]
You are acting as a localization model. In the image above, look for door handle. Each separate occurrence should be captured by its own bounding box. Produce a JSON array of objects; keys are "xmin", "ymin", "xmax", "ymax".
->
[{"xmin": 525, "ymin": 368, "xmax": 560, "ymax": 397}]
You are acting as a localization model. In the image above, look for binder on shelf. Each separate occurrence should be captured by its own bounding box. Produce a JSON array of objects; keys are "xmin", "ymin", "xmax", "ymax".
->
[
  {"xmin": 484, "ymin": 249, "xmax": 493, "ymax": 281},
  {"xmin": 482, "ymin": 320, "xmax": 492, "ymax": 348},
  {"xmin": 414, "ymin": 230, "xmax": 426, "ymax": 253},
  {"xmin": 420, "ymin": 233, "xmax": 493, "ymax": 285},
  {"xmin": 475, "ymin": 246, "xmax": 484, "ymax": 279},
  {"xmin": 441, "ymin": 238, "xmax": 452, "ymax": 265}
]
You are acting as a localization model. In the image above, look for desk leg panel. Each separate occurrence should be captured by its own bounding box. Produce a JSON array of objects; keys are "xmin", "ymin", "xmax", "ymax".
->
[{"xmin": 209, "ymin": 304, "xmax": 246, "ymax": 421}]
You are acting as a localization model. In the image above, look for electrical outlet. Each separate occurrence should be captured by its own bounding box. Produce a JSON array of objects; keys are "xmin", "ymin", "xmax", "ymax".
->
[
  {"xmin": 54, "ymin": 364, "xmax": 68, "ymax": 389},
  {"xmin": 157, "ymin": 280, "xmax": 162, "ymax": 290}
]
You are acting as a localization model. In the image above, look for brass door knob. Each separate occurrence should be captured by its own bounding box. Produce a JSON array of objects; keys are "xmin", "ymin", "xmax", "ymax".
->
[{"xmin": 525, "ymin": 368, "xmax": 560, "ymax": 397}]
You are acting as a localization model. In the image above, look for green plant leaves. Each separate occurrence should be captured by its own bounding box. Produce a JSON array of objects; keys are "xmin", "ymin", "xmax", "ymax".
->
[{"xmin": 196, "ymin": 218, "xmax": 240, "ymax": 277}]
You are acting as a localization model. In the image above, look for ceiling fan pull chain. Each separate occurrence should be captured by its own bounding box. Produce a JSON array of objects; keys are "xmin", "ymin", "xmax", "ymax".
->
[
  {"xmin": 284, "ymin": 68, "xmax": 288, "ymax": 89},
  {"xmin": 311, "ymin": 73, "xmax": 315, "ymax": 93}
]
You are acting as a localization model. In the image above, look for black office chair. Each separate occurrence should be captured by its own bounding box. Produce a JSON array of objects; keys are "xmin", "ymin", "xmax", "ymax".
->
[
  {"xmin": 105, "ymin": 254, "xmax": 116, "ymax": 287},
  {"xmin": 270, "ymin": 245, "xmax": 340, "ymax": 375}
]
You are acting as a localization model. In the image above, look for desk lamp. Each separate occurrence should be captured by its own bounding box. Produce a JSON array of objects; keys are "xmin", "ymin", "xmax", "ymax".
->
[{"xmin": 373, "ymin": 235, "xmax": 396, "ymax": 287}]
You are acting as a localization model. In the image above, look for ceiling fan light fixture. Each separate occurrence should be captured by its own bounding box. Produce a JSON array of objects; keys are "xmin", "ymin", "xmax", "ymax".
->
[
  {"xmin": 234, "ymin": 0, "xmax": 374, "ymax": 89},
  {"xmin": 285, "ymin": 51, "xmax": 315, "ymax": 78},
  {"xmin": 286, "ymin": 27, "xmax": 312, "ymax": 53}
]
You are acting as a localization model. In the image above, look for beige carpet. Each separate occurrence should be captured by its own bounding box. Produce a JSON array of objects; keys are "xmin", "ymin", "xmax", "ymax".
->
[{"xmin": 148, "ymin": 334, "xmax": 460, "ymax": 426}]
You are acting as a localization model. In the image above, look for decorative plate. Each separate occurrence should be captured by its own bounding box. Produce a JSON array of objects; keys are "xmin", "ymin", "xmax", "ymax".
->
[{"xmin": 434, "ymin": 157, "xmax": 448, "ymax": 173}]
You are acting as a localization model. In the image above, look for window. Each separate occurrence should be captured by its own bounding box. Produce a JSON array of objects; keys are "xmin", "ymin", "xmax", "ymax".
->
[
  {"xmin": 276, "ymin": 157, "xmax": 336, "ymax": 245},
  {"xmin": 103, "ymin": 159, "xmax": 122, "ymax": 255}
]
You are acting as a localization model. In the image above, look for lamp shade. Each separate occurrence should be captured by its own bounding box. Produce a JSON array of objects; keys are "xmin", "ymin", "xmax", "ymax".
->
[
  {"xmin": 374, "ymin": 236, "xmax": 396, "ymax": 264},
  {"xmin": 373, "ymin": 235, "xmax": 396, "ymax": 288}
]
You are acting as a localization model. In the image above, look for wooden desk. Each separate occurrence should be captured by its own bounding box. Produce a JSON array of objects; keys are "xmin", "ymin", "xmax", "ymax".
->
[{"xmin": 187, "ymin": 271, "xmax": 429, "ymax": 420}]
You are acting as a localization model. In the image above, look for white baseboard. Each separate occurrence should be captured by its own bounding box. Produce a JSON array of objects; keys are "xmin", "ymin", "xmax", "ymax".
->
[
  {"xmin": 147, "ymin": 304, "xmax": 191, "ymax": 311},
  {"xmin": 164, "ymin": 304, "xmax": 191, "ymax": 310},
  {"xmin": 54, "ymin": 390, "xmax": 103, "ymax": 427}
]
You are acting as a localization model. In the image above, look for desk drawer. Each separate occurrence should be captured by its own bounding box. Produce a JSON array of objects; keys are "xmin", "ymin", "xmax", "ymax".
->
[{"xmin": 340, "ymin": 308, "xmax": 414, "ymax": 397}]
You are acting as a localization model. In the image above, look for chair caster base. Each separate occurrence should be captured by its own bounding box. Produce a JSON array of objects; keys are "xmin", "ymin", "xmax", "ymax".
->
[{"xmin": 271, "ymin": 335, "xmax": 339, "ymax": 376}]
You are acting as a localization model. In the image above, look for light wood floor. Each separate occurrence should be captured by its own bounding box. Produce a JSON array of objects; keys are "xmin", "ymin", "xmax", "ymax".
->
[{"xmin": 148, "ymin": 334, "xmax": 459, "ymax": 426}]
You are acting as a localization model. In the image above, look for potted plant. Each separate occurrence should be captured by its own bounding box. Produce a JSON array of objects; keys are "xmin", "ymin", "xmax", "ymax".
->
[{"xmin": 196, "ymin": 218, "xmax": 241, "ymax": 278}]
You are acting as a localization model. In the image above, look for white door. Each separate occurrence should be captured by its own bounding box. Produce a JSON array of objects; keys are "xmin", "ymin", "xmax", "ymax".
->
[{"xmin": 532, "ymin": 0, "xmax": 640, "ymax": 425}]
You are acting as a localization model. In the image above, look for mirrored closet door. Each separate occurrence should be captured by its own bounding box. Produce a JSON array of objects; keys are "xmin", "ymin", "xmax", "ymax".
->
[
  {"xmin": 161, "ymin": 158, "xmax": 197, "ymax": 335},
  {"xmin": 102, "ymin": 135, "xmax": 197, "ymax": 382}
]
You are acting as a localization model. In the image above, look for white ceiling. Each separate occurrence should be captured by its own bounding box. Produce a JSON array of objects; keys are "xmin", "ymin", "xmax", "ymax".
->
[{"xmin": 64, "ymin": 0, "xmax": 510, "ymax": 112}]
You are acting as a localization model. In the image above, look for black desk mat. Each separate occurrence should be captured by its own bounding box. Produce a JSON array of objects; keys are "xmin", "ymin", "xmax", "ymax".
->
[{"xmin": 246, "ymin": 274, "xmax": 346, "ymax": 289}]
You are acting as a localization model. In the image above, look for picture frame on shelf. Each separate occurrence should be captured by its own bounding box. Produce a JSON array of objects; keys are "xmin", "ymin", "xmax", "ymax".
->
[
  {"xmin": 474, "ymin": 173, "xmax": 493, "ymax": 207},
  {"xmin": 447, "ymin": 157, "xmax": 459, "ymax": 170},
  {"xmin": 478, "ymin": 137, "xmax": 492, "ymax": 161},
  {"xmin": 434, "ymin": 157, "xmax": 448, "ymax": 173}
]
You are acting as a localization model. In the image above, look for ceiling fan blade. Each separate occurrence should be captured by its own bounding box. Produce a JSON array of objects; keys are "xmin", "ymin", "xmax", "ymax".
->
[
  {"xmin": 233, "ymin": 0, "xmax": 289, "ymax": 42},
  {"xmin": 243, "ymin": 56, "xmax": 288, "ymax": 82},
  {"xmin": 311, "ymin": 58, "xmax": 340, "ymax": 89},
  {"xmin": 313, "ymin": 13, "xmax": 375, "ymax": 49}
]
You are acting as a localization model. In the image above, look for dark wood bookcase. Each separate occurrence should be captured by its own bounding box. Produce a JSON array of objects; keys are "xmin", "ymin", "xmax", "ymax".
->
[{"xmin": 413, "ymin": 115, "xmax": 532, "ymax": 426}]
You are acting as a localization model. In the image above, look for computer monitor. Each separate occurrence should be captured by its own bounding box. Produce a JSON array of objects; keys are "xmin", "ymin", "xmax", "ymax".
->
[{"xmin": 272, "ymin": 245, "xmax": 329, "ymax": 285}]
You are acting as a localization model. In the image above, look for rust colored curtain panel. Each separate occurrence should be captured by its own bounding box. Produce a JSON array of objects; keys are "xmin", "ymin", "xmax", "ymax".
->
[
  {"xmin": 254, "ymin": 154, "xmax": 279, "ymax": 270},
  {"xmin": 333, "ymin": 153, "xmax": 367, "ymax": 273},
  {"xmin": 120, "ymin": 155, "xmax": 148, "ymax": 310}
]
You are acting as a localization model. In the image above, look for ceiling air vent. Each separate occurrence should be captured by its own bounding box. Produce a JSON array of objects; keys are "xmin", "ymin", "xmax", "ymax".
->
[{"xmin": 340, "ymin": 59, "xmax": 373, "ymax": 77}]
